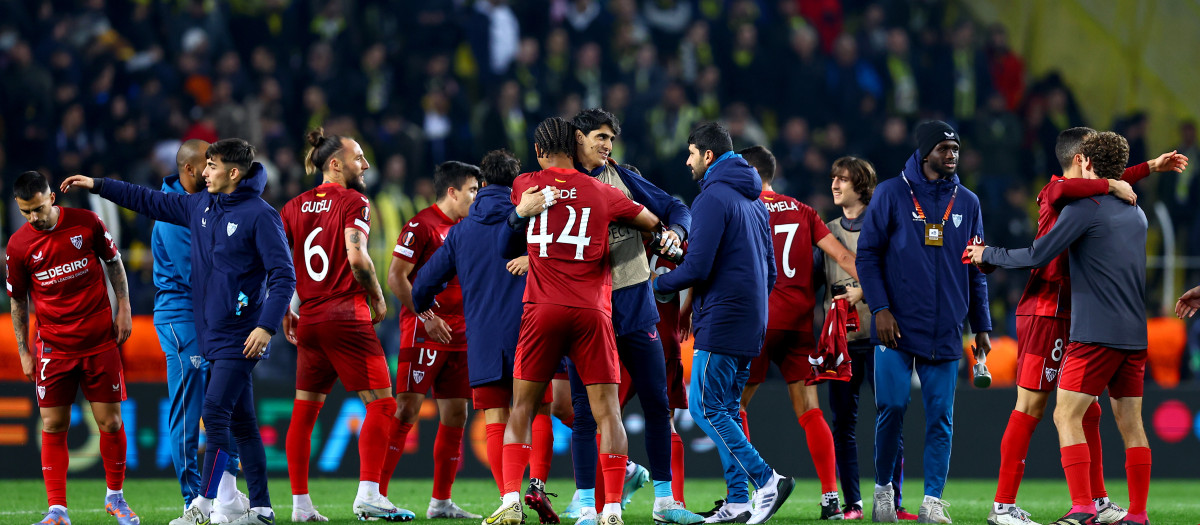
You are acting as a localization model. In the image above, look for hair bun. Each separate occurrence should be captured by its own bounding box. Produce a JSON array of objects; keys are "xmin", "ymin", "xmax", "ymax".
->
[{"xmin": 306, "ymin": 128, "xmax": 326, "ymax": 148}]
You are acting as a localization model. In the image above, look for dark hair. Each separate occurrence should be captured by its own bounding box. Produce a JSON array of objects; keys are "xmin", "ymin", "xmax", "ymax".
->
[
  {"xmin": 738, "ymin": 145, "xmax": 776, "ymax": 182},
  {"xmin": 1079, "ymin": 131, "xmax": 1130, "ymax": 181},
  {"xmin": 534, "ymin": 117, "xmax": 577, "ymax": 159},
  {"xmin": 1055, "ymin": 126, "xmax": 1097, "ymax": 172},
  {"xmin": 571, "ymin": 108, "xmax": 622, "ymax": 137},
  {"xmin": 831, "ymin": 156, "xmax": 878, "ymax": 205},
  {"xmin": 688, "ymin": 121, "xmax": 733, "ymax": 157},
  {"xmin": 619, "ymin": 164, "xmax": 641, "ymax": 176},
  {"xmin": 206, "ymin": 138, "xmax": 256, "ymax": 173},
  {"xmin": 480, "ymin": 149, "xmax": 521, "ymax": 187},
  {"xmin": 305, "ymin": 127, "xmax": 346, "ymax": 175},
  {"xmin": 14, "ymin": 171, "xmax": 50, "ymax": 200},
  {"xmin": 434, "ymin": 160, "xmax": 482, "ymax": 198}
]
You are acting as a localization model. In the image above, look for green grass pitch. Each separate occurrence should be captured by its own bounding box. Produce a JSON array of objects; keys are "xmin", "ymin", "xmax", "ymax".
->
[{"xmin": 1, "ymin": 478, "xmax": 1197, "ymax": 524}]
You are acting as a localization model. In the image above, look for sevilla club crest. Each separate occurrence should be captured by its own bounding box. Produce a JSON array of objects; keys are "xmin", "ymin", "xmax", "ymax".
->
[
  {"xmin": 37, "ymin": 386, "xmax": 46, "ymax": 399},
  {"xmin": 413, "ymin": 370, "xmax": 425, "ymax": 383},
  {"xmin": 71, "ymin": 235, "xmax": 83, "ymax": 249}
]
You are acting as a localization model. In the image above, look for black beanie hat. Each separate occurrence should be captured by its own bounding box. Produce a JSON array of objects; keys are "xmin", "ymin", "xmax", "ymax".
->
[{"xmin": 915, "ymin": 120, "xmax": 959, "ymax": 159}]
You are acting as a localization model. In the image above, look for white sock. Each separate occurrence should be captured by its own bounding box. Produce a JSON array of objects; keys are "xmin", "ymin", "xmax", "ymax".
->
[
  {"xmin": 294, "ymin": 494, "xmax": 314, "ymax": 510},
  {"xmin": 580, "ymin": 507, "xmax": 597, "ymax": 519},
  {"xmin": 49, "ymin": 505, "xmax": 68, "ymax": 514},
  {"xmin": 106, "ymin": 488, "xmax": 123, "ymax": 497},
  {"xmin": 875, "ymin": 483, "xmax": 892, "ymax": 492},
  {"xmin": 994, "ymin": 502, "xmax": 1013, "ymax": 512},
  {"xmin": 654, "ymin": 496, "xmax": 675, "ymax": 508},
  {"xmin": 726, "ymin": 502, "xmax": 751, "ymax": 513},
  {"xmin": 923, "ymin": 495, "xmax": 940, "ymax": 504},
  {"xmin": 1095, "ymin": 497, "xmax": 1111, "ymax": 509},
  {"xmin": 602, "ymin": 502, "xmax": 622, "ymax": 516},
  {"xmin": 431, "ymin": 497, "xmax": 450, "ymax": 506},
  {"xmin": 502, "ymin": 492, "xmax": 520, "ymax": 506},
  {"xmin": 625, "ymin": 461, "xmax": 637, "ymax": 476},
  {"xmin": 216, "ymin": 471, "xmax": 237, "ymax": 503},
  {"xmin": 251, "ymin": 506, "xmax": 273, "ymax": 518},
  {"xmin": 357, "ymin": 481, "xmax": 380, "ymax": 500},
  {"xmin": 190, "ymin": 497, "xmax": 213, "ymax": 515}
]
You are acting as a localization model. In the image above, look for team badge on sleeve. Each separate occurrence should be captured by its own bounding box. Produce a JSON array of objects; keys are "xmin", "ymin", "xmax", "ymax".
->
[{"xmin": 70, "ymin": 235, "xmax": 83, "ymax": 249}]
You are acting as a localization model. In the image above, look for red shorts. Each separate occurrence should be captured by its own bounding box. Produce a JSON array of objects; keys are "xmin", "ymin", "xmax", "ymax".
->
[
  {"xmin": 748, "ymin": 329, "xmax": 815, "ymax": 385},
  {"xmin": 397, "ymin": 347, "xmax": 470, "ymax": 399},
  {"xmin": 296, "ymin": 321, "xmax": 393, "ymax": 394},
  {"xmin": 472, "ymin": 379, "xmax": 555, "ymax": 410},
  {"xmin": 34, "ymin": 347, "xmax": 126, "ymax": 408},
  {"xmin": 1058, "ymin": 342, "xmax": 1147, "ymax": 398},
  {"xmin": 515, "ymin": 304, "xmax": 619, "ymax": 385},
  {"xmin": 1015, "ymin": 315, "xmax": 1069, "ymax": 392}
]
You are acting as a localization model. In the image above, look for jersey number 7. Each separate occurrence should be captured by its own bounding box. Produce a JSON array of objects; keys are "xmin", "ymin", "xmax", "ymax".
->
[{"xmin": 528, "ymin": 206, "xmax": 593, "ymax": 260}]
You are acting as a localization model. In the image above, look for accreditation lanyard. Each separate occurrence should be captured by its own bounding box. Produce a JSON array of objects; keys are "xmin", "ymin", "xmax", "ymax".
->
[{"xmin": 902, "ymin": 175, "xmax": 957, "ymax": 247}]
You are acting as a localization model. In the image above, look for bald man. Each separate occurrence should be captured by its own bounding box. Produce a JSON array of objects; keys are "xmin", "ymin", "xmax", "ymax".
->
[{"xmin": 154, "ymin": 140, "xmax": 249, "ymax": 522}]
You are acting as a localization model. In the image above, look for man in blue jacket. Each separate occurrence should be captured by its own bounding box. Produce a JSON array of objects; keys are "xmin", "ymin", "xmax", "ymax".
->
[
  {"xmin": 653, "ymin": 122, "xmax": 793, "ymax": 525},
  {"xmin": 151, "ymin": 139, "xmax": 247, "ymax": 521},
  {"xmin": 856, "ymin": 121, "xmax": 991, "ymax": 523},
  {"xmin": 62, "ymin": 138, "xmax": 297, "ymax": 525}
]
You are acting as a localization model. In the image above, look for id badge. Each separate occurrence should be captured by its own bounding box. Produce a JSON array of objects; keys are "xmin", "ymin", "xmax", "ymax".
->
[{"xmin": 925, "ymin": 223, "xmax": 944, "ymax": 246}]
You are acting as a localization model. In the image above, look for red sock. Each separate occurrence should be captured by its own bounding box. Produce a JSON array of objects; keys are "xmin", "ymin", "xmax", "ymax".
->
[
  {"xmin": 485, "ymin": 423, "xmax": 507, "ymax": 494},
  {"xmin": 739, "ymin": 409, "xmax": 750, "ymax": 440},
  {"xmin": 671, "ymin": 432, "xmax": 685, "ymax": 505},
  {"xmin": 432, "ymin": 424, "xmax": 465, "ymax": 500},
  {"xmin": 531, "ymin": 414, "xmax": 554, "ymax": 482},
  {"xmin": 380, "ymin": 418, "xmax": 413, "ymax": 496},
  {"xmin": 995, "ymin": 410, "xmax": 1040, "ymax": 504},
  {"xmin": 360, "ymin": 398, "xmax": 396, "ymax": 483},
  {"xmin": 1125, "ymin": 446, "xmax": 1151, "ymax": 514},
  {"xmin": 98, "ymin": 426, "xmax": 127, "ymax": 491},
  {"xmin": 797, "ymin": 409, "xmax": 838, "ymax": 493},
  {"xmin": 1060, "ymin": 443, "xmax": 1094, "ymax": 507},
  {"xmin": 600, "ymin": 453, "xmax": 629, "ymax": 506},
  {"xmin": 502, "ymin": 443, "xmax": 532, "ymax": 494},
  {"xmin": 286, "ymin": 398, "xmax": 323, "ymax": 495},
  {"xmin": 1083, "ymin": 401, "xmax": 1107, "ymax": 499},
  {"xmin": 42, "ymin": 430, "xmax": 68, "ymax": 507},
  {"xmin": 559, "ymin": 408, "xmax": 574, "ymax": 429}
]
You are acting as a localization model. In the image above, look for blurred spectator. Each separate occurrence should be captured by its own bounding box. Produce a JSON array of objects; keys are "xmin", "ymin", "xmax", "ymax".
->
[
  {"xmin": 985, "ymin": 23, "xmax": 1025, "ymax": 111},
  {"xmin": 880, "ymin": 28, "xmax": 918, "ymax": 118},
  {"xmin": 783, "ymin": 25, "xmax": 828, "ymax": 125},
  {"xmin": 469, "ymin": 0, "xmax": 520, "ymax": 81},
  {"xmin": 948, "ymin": 20, "xmax": 993, "ymax": 124},
  {"xmin": 479, "ymin": 80, "xmax": 530, "ymax": 164},
  {"xmin": 564, "ymin": 0, "xmax": 611, "ymax": 47},
  {"xmin": 826, "ymin": 34, "xmax": 883, "ymax": 127},
  {"xmin": 646, "ymin": 82, "xmax": 702, "ymax": 198}
]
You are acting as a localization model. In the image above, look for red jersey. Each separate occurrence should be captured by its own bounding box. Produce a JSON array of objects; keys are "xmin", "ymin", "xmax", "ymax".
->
[
  {"xmin": 761, "ymin": 190, "xmax": 831, "ymax": 331},
  {"xmin": 512, "ymin": 167, "xmax": 645, "ymax": 313},
  {"xmin": 1017, "ymin": 164, "xmax": 1150, "ymax": 319},
  {"xmin": 282, "ymin": 182, "xmax": 374, "ymax": 324},
  {"xmin": 393, "ymin": 204, "xmax": 466, "ymax": 350},
  {"xmin": 6, "ymin": 207, "xmax": 121, "ymax": 358}
]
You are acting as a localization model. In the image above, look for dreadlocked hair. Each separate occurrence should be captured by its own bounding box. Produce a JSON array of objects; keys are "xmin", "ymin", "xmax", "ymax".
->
[
  {"xmin": 305, "ymin": 127, "xmax": 346, "ymax": 175},
  {"xmin": 534, "ymin": 117, "xmax": 576, "ymax": 159}
]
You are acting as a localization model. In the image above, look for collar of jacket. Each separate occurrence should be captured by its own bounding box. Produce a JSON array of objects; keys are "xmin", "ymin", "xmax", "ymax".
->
[{"xmin": 704, "ymin": 150, "xmax": 742, "ymax": 181}]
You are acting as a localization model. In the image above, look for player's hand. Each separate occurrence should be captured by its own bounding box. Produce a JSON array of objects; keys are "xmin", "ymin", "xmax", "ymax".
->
[
  {"xmin": 416, "ymin": 301, "xmax": 439, "ymax": 321},
  {"xmin": 657, "ymin": 229, "xmax": 682, "ymax": 255},
  {"xmin": 875, "ymin": 308, "xmax": 901, "ymax": 349},
  {"xmin": 964, "ymin": 245, "xmax": 987, "ymax": 265},
  {"xmin": 59, "ymin": 175, "xmax": 95, "ymax": 193},
  {"xmin": 678, "ymin": 310, "xmax": 693, "ymax": 342},
  {"xmin": 283, "ymin": 310, "xmax": 299, "ymax": 345},
  {"xmin": 1175, "ymin": 285, "xmax": 1200, "ymax": 318},
  {"xmin": 1108, "ymin": 179, "xmax": 1137, "ymax": 206},
  {"xmin": 1149, "ymin": 150, "xmax": 1189, "ymax": 173},
  {"xmin": 114, "ymin": 306, "xmax": 132, "ymax": 346},
  {"xmin": 369, "ymin": 296, "xmax": 387, "ymax": 324},
  {"xmin": 836, "ymin": 286, "xmax": 864, "ymax": 306},
  {"xmin": 424, "ymin": 316, "xmax": 452, "ymax": 344},
  {"xmin": 19, "ymin": 352, "xmax": 35, "ymax": 383},
  {"xmin": 507, "ymin": 256, "xmax": 529, "ymax": 276},
  {"xmin": 243, "ymin": 327, "xmax": 271, "ymax": 358},
  {"xmin": 516, "ymin": 186, "xmax": 558, "ymax": 217},
  {"xmin": 974, "ymin": 332, "xmax": 992, "ymax": 358}
]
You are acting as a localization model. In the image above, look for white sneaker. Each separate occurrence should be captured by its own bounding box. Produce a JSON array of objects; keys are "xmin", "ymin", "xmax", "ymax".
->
[
  {"xmin": 748, "ymin": 472, "xmax": 794, "ymax": 524},
  {"xmin": 987, "ymin": 504, "xmax": 1039, "ymax": 525},
  {"xmin": 873, "ymin": 485, "xmax": 897, "ymax": 523},
  {"xmin": 428, "ymin": 499, "xmax": 483, "ymax": 519},
  {"xmin": 354, "ymin": 493, "xmax": 415, "ymax": 522},
  {"xmin": 228, "ymin": 509, "xmax": 274, "ymax": 525},
  {"xmin": 917, "ymin": 496, "xmax": 951, "ymax": 524},
  {"xmin": 170, "ymin": 505, "xmax": 210, "ymax": 525},
  {"xmin": 290, "ymin": 506, "xmax": 329, "ymax": 522},
  {"xmin": 704, "ymin": 502, "xmax": 751, "ymax": 524},
  {"xmin": 1094, "ymin": 498, "xmax": 1128, "ymax": 525},
  {"xmin": 211, "ymin": 490, "xmax": 251, "ymax": 523}
]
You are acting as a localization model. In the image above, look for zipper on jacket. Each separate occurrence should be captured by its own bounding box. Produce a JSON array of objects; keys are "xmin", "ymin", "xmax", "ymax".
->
[{"xmin": 931, "ymin": 180, "xmax": 943, "ymax": 359}]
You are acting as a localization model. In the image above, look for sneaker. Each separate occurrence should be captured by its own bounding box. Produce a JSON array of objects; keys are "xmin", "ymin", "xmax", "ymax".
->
[
  {"xmin": 898, "ymin": 508, "xmax": 919, "ymax": 520},
  {"xmin": 289, "ymin": 507, "xmax": 328, "ymax": 522},
  {"xmin": 524, "ymin": 480, "xmax": 560, "ymax": 524},
  {"xmin": 170, "ymin": 505, "xmax": 210, "ymax": 525},
  {"xmin": 842, "ymin": 505, "xmax": 864, "ymax": 520},
  {"xmin": 228, "ymin": 510, "xmax": 274, "ymax": 525},
  {"xmin": 703, "ymin": 502, "xmax": 751, "ymax": 524},
  {"xmin": 483, "ymin": 500, "xmax": 525, "ymax": 525},
  {"xmin": 748, "ymin": 472, "xmax": 794, "ymax": 524},
  {"xmin": 988, "ymin": 504, "xmax": 1040, "ymax": 525},
  {"xmin": 575, "ymin": 509, "xmax": 598, "ymax": 525},
  {"xmin": 872, "ymin": 485, "xmax": 897, "ymax": 523},
  {"xmin": 1111, "ymin": 517, "xmax": 1149, "ymax": 525},
  {"xmin": 600, "ymin": 513, "xmax": 623, "ymax": 525},
  {"xmin": 1094, "ymin": 500, "xmax": 1128, "ymax": 525},
  {"xmin": 354, "ymin": 493, "xmax": 415, "ymax": 522},
  {"xmin": 105, "ymin": 494, "xmax": 140, "ymax": 525},
  {"xmin": 562, "ymin": 491, "xmax": 585, "ymax": 520},
  {"xmin": 917, "ymin": 496, "xmax": 951, "ymax": 523},
  {"xmin": 821, "ymin": 492, "xmax": 844, "ymax": 520},
  {"xmin": 1048, "ymin": 511, "xmax": 1098, "ymax": 525},
  {"xmin": 621, "ymin": 462, "xmax": 651, "ymax": 509},
  {"xmin": 429, "ymin": 500, "xmax": 483, "ymax": 519},
  {"xmin": 211, "ymin": 491, "xmax": 251, "ymax": 523},
  {"xmin": 654, "ymin": 500, "xmax": 704, "ymax": 525},
  {"xmin": 698, "ymin": 500, "xmax": 727, "ymax": 519},
  {"xmin": 34, "ymin": 507, "xmax": 71, "ymax": 525}
]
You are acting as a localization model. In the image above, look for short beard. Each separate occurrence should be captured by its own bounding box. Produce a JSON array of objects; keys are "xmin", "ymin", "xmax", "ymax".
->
[{"xmin": 347, "ymin": 176, "xmax": 368, "ymax": 194}]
